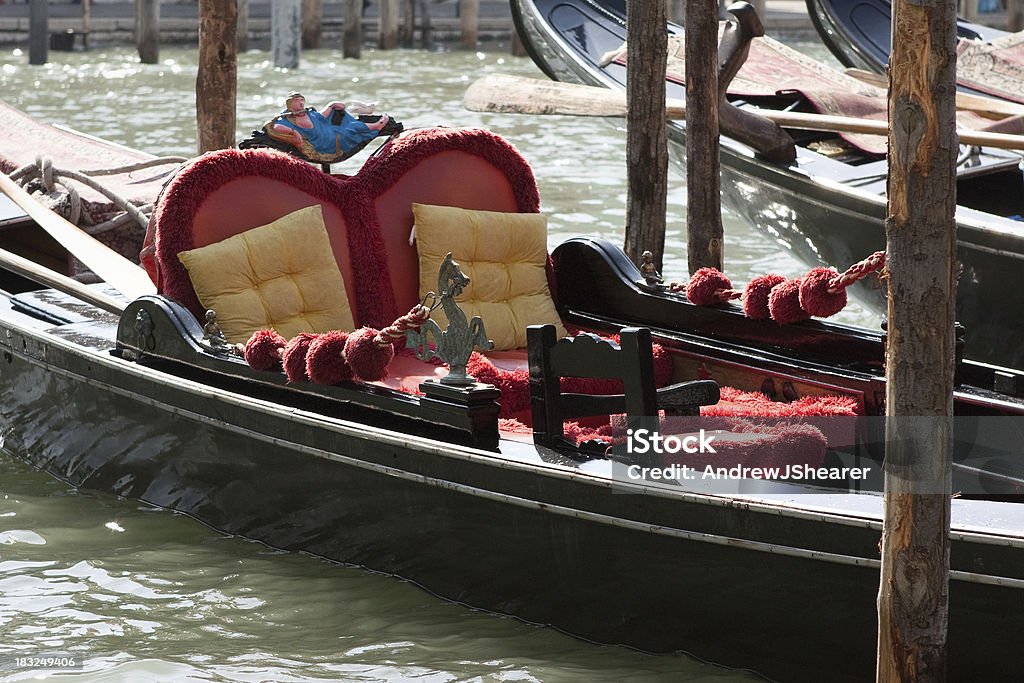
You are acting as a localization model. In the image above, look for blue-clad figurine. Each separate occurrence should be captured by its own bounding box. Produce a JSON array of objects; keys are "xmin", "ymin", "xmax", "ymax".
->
[{"xmin": 268, "ymin": 91, "xmax": 391, "ymax": 161}]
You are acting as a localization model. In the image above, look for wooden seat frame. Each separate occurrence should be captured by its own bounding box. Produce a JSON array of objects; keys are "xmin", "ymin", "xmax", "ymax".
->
[{"xmin": 527, "ymin": 324, "xmax": 720, "ymax": 448}]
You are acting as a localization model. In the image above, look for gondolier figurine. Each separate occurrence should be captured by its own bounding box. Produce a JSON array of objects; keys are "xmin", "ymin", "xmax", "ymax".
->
[
  {"xmin": 636, "ymin": 250, "xmax": 666, "ymax": 292},
  {"xmin": 270, "ymin": 92, "xmax": 391, "ymax": 160},
  {"xmin": 202, "ymin": 309, "xmax": 231, "ymax": 351}
]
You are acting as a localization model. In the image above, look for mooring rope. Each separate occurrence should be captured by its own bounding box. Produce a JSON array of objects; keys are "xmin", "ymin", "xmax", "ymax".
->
[
  {"xmin": 827, "ymin": 250, "xmax": 886, "ymax": 294},
  {"xmin": 374, "ymin": 303, "xmax": 433, "ymax": 347},
  {"xmin": 9, "ymin": 154, "xmax": 188, "ymax": 234}
]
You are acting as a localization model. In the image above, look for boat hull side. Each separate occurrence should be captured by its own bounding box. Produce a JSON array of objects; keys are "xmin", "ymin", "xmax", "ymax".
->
[{"xmin": 3, "ymin": 313, "xmax": 1024, "ymax": 681}]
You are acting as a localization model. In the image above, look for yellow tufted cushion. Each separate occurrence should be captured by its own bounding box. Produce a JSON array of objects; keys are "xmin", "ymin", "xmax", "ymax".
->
[
  {"xmin": 177, "ymin": 205, "xmax": 355, "ymax": 344},
  {"xmin": 413, "ymin": 203, "xmax": 566, "ymax": 351}
]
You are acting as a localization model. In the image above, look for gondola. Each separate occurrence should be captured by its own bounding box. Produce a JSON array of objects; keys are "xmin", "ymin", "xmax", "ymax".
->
[
  {"xmin": 510, "ymin": 0, "xmax": 1024, "ymax": 372},
  {"xmin": 3, "ymin": 116, "xmax": 1024, "ymax": 682},
  {"xmin": 806, "ymin": 0, "xmax": 1024, "ymax": 109},
  {"xmin": 805, "ymin": 0, "xmax": 1007, "ymax": 77}
]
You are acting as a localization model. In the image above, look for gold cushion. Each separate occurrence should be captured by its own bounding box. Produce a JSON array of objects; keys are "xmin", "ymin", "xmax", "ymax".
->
[
  {"xmin": 177, "ymin": 205, "xmax": 354, "ymax": 343},
  {"xmin": 413, "ymin": 203, "xmax": 565, "ymax": 351}
]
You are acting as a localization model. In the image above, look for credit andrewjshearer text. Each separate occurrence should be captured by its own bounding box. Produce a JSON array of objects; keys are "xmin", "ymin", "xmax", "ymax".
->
[
  {"xmin": 623, "ymin": 463, "xmax": 872, "ymax": 482},
  {"xmin": 622, "ymin": 428, "xmax": 872, "ymax": 482}
]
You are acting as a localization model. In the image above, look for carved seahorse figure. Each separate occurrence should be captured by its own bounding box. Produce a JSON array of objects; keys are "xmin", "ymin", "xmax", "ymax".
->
[{"xmin": 406, "ymin": 253, "xmax": 494, "ymax": 385}]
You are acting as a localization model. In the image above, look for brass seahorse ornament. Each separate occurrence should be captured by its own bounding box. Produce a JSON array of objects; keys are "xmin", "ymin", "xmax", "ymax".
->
[{"xmin": 405, "ymin": 253, "xmax": 493, "ymax": 385}]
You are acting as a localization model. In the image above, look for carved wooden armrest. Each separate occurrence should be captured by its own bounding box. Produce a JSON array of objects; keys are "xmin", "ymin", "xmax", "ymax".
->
[{"xmin": 656, "ymin": 379, "xmax": 720, "ymax": 417}]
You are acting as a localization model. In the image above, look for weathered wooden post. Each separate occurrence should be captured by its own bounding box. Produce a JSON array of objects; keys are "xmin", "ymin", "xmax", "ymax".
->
[
  {"xmin": 197, "ymin": 0, "xmax": 238, "ymax": 154},
  {"xmin": 28, "ymin": 0, "xmax": 47, "ymax": 65},
  {"xmin": 1009, "ymin": 0, "xmax": 1024, "ymax": 32},
  {"xmin": 419, "ymin": 0, "xmax": 433, "ymax": 48},
  {"xmin": 302, "ymin": 0, "xmax": 323, "ymax": 49},
  {"xmin": 237, "ymin": 0, "xmax": 250, "ymax": 52},
  {"xmin": 876, "ymin": 0, "xmax": 957, "ymax": 678},
  {"xmin": 461, "ymin": 0, "xmax": 480, "ymax": 49},
  {"xmin": 400, "ymin": 0, "xmax": 416, "ymax": 47},
  {"xmin": 668, "ymin": 0, "xmax": 685, "ymax": 23},
  {"xmin": 511, "ymin": 17, "xmax": 526, "ymax": 57},
  {"xmin": 623, "ymin": 1, "xmax": 669, "ymax": 269},
  {"xmin": 379, "ymin": 0, "xmax": 400, "ymax": 49},
  {"xmin": 273, "ymin": 0, "xmax": 302, "ymax": 69},
  {"xmin": 685, "ymin": 0, "xmax": 723, "ymax": 273},
  {"xmin": 960, "ymin": 0, "xmax": 980, "ymax": 22},
  {"xmin": 343, "ymin": 0, "xmax": 362, "ymax": 58},
  {"xmin": 136, "ymin": 0, "xmax": 160, "ymax": 65},
  {"xmin": 82, "ymin": 0, "xmax": 91, "ymax": 50}
]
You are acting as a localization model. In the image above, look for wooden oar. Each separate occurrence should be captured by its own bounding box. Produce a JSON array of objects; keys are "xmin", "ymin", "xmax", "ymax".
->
[
  {"xmin": 0, "ymin": 246, "xmax": 126, "ymax": 315},
  {"xmin": 465, "ymin": 74, "xmax": 1024, "ymax": 152},
  {"xmin": 0, "ymin": 171, "xmax": 156, "ymax": 301},
  {"xmin": 844, "ymin": 67, "xmax": 1024, "ymax": 120}
]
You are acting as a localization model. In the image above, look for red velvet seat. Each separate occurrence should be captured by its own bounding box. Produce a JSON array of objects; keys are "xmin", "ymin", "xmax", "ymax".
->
[{"xmin": 143, "ymin": 128, "xmax": 541, "ymax": 331}]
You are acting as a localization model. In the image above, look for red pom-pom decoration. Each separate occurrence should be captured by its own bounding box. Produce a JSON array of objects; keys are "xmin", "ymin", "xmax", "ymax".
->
[
  {"xmin": 282, "ymin": 332, "xmax": 317, "ymax": 383},
  {"xmin": 799, "ymin": 267, "xmax": 847, "ymax": 318},
  {"xmin": 685, "ymin": 267, "xmax": 736, "ymax": 306},
  {"xmin": 768, "ymin": 278, "xmax": 811, "ymax": 325},
  {"xmin": 741, "ymin": 273, "xmax": 786, "ymax": 320},
  {"xmin": 244, "ymin": 329, "xmax": 286, "ymax": 371},
  {"xmin": 305, "ymin": 331, "xmax": 353, "ymax": 385},
  {"xmin": 344, "ymin": 327, "xmax": 395, "ymax": 381}
]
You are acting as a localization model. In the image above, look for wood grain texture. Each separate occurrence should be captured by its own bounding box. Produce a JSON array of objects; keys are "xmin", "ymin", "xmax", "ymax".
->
[{"xmin": 878, "ymin": 0, "xmax": 956, "ymax": 679}]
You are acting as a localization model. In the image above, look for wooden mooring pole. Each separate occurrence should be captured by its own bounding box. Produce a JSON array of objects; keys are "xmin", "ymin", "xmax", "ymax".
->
[
  {"xmin": 379, "ymin": 0, "xmax": 400, "ymax": 49},
  {"xmin": 1010, "ymin": 0, "xmax": 1024, "ymax": 32},
  {"xmin": 136, "ymin": 0, "xmax": 160, "ymax": 65},
  {"xmin": 197, "ymin": 0, "xmax": 238, "ymax": 154},
  {"xmin": 237, "ymin": 0, "xmax": 250, "ymax": 52},
  {"xmin": 461, "ymin": 0, "xmax": 480, "ymax": 49},
  {"xmin": 876, "ymin": 0, "xmax": 957, "ymax": 678},
  {"xmin": 623, "ymin": 0, "xmax": 668, "ymax": 269},
  {"xmin": 511, "ymin": 16, "xmax": 526, "ymax": 57},
  {"xmin": 343, "ymin": 0, "xmax": 362, "ymax": 58},
  {"xmin": 28, "ymin": 0, "xmax": 47, "ymax": 65},
  {"xmin": 273, "ymin": 0, "xmax": 302, "ymax": 69},
  {"xmin": 302, "ymin": 0, "xmax": 323, "ymax": 49},
  {"xmin": 419, "ymin": 0, "xmax": 434, "ymax": 48},
  {"xmin": 685, "ymin": 0, "xmax": 724, "ymax": 273},
  {"xmin": 400, "ymin": 0, "xmax": 416, "ymax": 47},
  {"xmin": 81, "ymin": 0, "xmax": 91, "ymax": 50},
  {"xmin": 668, "ymin": 0, "xmax": 684, "ymax": 24}
]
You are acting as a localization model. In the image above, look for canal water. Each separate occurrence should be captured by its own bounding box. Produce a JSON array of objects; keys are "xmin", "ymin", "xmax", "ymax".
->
[{"xmin": 0, "ymin": 39, "xmax": 866, "ymax": 681}]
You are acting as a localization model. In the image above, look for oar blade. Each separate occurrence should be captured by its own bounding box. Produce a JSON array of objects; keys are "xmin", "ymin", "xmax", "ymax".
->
[{"xmin": 464, "ymin": 74, "xmax": 630, "ymax": 117}]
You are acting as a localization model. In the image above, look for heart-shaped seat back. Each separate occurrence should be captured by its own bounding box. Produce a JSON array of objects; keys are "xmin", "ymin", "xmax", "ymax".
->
[{"xmin": 145, "ymin": 127, "xmax": 541, "ymax": 331}]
